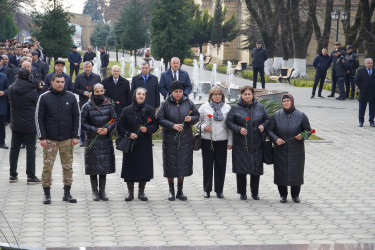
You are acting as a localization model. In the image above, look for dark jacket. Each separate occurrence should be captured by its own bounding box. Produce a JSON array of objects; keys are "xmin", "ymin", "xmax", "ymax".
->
[
  {"xmin": 100, "ymin": 52, "xmax": 109, "ymax": 67},
  {"xmin": 345, "ymin": 52, "xmax": 359, "ymax": 74},
  {"xmin": 156, "ymin": 94, "xmax": 200, "ymax": 178},
  {"xmin": 32, "ymin": 60, "xmax": 48, "ymax": 78},
  {"xmin": 131, "ymin": 73, "xmax": 160, "ymax": 108},
  {"xmin": 313, "ymin": 53, "xmax": 332, "ymax": 73},
  {"xmin": 330, "ymin": 48, "xmax": 345, "ymax": 72},
  {"xmin": 267, "ymin": 109, "xmax": 311, "ymax": 186},
  {"xmin": 0, "ymin": 66, "xmax": 12, "ymax": 82},
  {"xmin": 81, "ymin": 97, "xmax": 117, "ymax": 175},
  {"xmin": 101, "ymin": 75, "xmax": 132, "ymax": 117},
  {"xmin": 0, "ymin": 72, "xmax": 10, "ymax": 116},
  {"xmin": 355, "ymin": 67, "xmax": 375, "ymax": 102},
  {"xmin": 4, "ymin": 63, "xmax": 16, "ymax": 82},
  {"xmin": 251, "ymin": 47, "xmax": 268, "ymax": 68},
  {"xmin": 36, "ymin": 87, "xmax": 80, "ymax": 141},
  {"xmin": 68, "ymin": 51, "xmax": 82, "ymax": 68},
  {"xmin": 8, "ymin": 78, "xmax": 40, "ymax": 133},
  {"xmin": 159, "ymin": 68, "xmax": 192, "ymax": 98},
  {"xmin": 83, "ymin": 52, "xmax": 96, "ymax": 63},
  {"xmin": 226, "ymin": 98, "xmax": 270, "ymax": 175},
  {"xmin": 44, "ymin": 72, "xmax": 74, "ymax": 92},
  {"xmin": 335, "ymin": 54, "xmax": 348, "ymax": 78},
  {"xmin": 117, "ymin": 99, "xmax": 159, "ymax": 182},
  {"xmin": 73, "ymin": 72, "xmax": 101, "ymax": 108}
]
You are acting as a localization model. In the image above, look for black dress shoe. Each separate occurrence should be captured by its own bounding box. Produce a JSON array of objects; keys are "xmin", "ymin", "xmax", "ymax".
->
[
  {"xmin": 370, "ymin": 123, "xmax": 375, "ymax": 127},
  {"xmin": 80, "ymin": 141, "xmax": 85, "ymax": 147},
  {"xmin": 280, "ymin": 196, "xmax": 287, "ymax": 203},
  {"xmin": 327, "ymin": 94, "xmax": 334, "ymax": 97},
  {"xmin": 204, "ymin": 192, "xmax": 210, "ymax": 198},
  {"xmin": 216, "ymin": 193, "xmax": 224, "ymax": 199},
  {"xmin": 292, "ymin": 197, "xmax": 300, "ymax": 203},
  {"xmin": 0, "ymin": 144, "xmax": 9, "ymax": 149},
  {"xmin": 310, "ymin": 95, "xmax": 314, "ymax": 99},
  {"xmin": 20, "ymin": 144, "xmax": 25, "ymax": 149},
  {"xmin": 336, "ymin": 97, "xmax": 346, "ymax": 100},
  {"xmin": 240, "ymin": 193, "xmax": 247, "ymax": 200},
  {"xmin": 358, "ymin": 123, "xmax": 364, "ymax": 127},
  {"xmin": 251, "ymin": 194, "xmax": 260, "ymax": 200},
  {"xmin": 348, "ymin": 97, "xmax": 354, "ymax": 100},
  {"xmin": 317, "ymin": 95, "xmax": 324, "ymax": 98}
]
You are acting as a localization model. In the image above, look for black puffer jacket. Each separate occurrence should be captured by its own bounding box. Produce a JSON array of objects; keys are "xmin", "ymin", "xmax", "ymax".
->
[
  {"xmin": 36, "ymin": 88, "xmax": 80, "ymax": 141},
  {"xmin": 267, "ymin": 108, "xmax": 311, "ymax": 186},
  {"xmin": 81, "ymin": 97, "xmax": 117, "ymax": 175},
  {"xmin": 251, "ymin": 47, "xmax": 268, "ymax": 68},
  {"xmin": 226, "ymin": 98, "xmax": 270, "ymax": 175},
  {"xmin": 157, "ymin": 94, "xmax": 200, "ymax": 178}
]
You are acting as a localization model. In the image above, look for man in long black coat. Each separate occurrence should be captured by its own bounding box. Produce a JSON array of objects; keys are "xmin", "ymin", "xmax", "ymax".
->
[
  {"xmin": 355, "ymin": 58, "xmax": 375, "ymax": 127},
  {"xmin": 130, "ymin": 62, "xmax": 160, "ymax": 110},
  {"xmin": 251, "ymin": 41, "xmax": 268, "ymax": 89},
  {"xmin": 101, "ymin": 65, "xmax": 131, "ymax": 118}
]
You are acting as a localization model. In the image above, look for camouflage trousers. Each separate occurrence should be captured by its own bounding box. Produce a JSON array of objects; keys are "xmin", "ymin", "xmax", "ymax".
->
[{"xmin": 42, "ymin": 139, "xmax": 74, "ymax": 187}]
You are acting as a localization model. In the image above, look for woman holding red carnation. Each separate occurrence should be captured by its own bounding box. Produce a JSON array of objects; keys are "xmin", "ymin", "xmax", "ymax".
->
[
  {"xmin": 117, "ymin": 87, "xmax": 159, "ymax": 201},
  {"xmin": 81, "ymin": 83, "xmax": 117, "ymax": 201},
  {"xmin": 196, "ymin": 86, "xmax": 233, "ymax": 199},
  {"xmin": 267, "ymin": 94, "xmax": 311, "ymax": 203}
]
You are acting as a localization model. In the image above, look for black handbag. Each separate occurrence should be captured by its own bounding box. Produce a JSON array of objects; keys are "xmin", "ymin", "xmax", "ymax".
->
[
  {"xmin": 193, "ymin": 125, "xmax": 202, "ymax": 151},
  {"xmin": 116, "ymin": 135, "xmax": 131, "ymax": 153},
  {"xmin": 262, "ymin": 133, "xmax": 274, "ymax": 165}
]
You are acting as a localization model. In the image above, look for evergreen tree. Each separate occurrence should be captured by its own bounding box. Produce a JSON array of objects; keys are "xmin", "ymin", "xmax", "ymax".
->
[
  {"xmin": 31, "ymin": 2, "xmax": 75, "ymax": 61},
  {"xmin": 83, "ymin": 0, "xmax": 102, "ymax": 21},
  {"xmin": 150, "ymin": 0, "xmax": 195, "ymax": 69},
  {"xmin": 189, "ymin": 8, "xmax": 212, "ymax": 54},
  {"xmin": 90, "ymin": 22, "xmax": 110, "ymax": 47},
  {"xmin": 0, "ymin": 0, "xmax": 18, "ymax": 39}
]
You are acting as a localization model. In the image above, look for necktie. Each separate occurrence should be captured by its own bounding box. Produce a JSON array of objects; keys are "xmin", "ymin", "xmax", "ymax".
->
[
  {"xmin": 369, "ymin": 69, "xmax": 372, "ymax": 77},
  {"xmin": 114, "ymin": 79, "xmax": 118, "ymax": 85},
  {"xmin": 173, "ymin": 71, "xmax": 177, "ymax": 81},
  {"xmin": 144, "ymin": 76, "xmax": 147, "ymax": 88}
]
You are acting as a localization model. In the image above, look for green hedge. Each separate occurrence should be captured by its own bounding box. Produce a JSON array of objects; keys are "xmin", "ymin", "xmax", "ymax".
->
[
  {"xmin": 205, "ymin": 63, "xmax": 227, "ymax": 74},
  {"xmin": 183, "ymin": 58, "xmax": 194, "ymax": 66},
  {"xmin": 241, "ymin": 70, "xmax": 271, "ymax": 82},
  {"xmin": 291, "ymin": 79, "xmax": 331, "ymax": 91}
]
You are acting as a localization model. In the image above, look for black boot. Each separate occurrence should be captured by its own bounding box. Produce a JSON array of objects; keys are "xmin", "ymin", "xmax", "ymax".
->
[
  {"xmin": 176, "ymin": 182, "xmax": 187, "ymax": 201},
  {"xmin": 125, "ymin": 182, "xmax": 134, "ymax": 201},
  {"xmin": 90, "ymin": 176, "xmax": 99, "ymax": 201},
  {"xmin": 138, "ymin": 181, "xmax": 148, "ymax": 201},
  {"xmin": 99, "ymin": 175, "xmax": 108, "ymax": 201},
  {"xmin": 43, "ymin": 187, "xmax": 51, "ymax": 204},
  {"xmin": 168, "ymin": 182, "xmax": 175, "ymax": 201},
  {"xmin": 62, "ymin": 185, "xmax": 77, "ymax": 203}
]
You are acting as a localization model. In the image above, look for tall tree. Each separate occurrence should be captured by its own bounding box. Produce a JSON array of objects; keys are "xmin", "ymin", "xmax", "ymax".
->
[
  {"xmin": 117, "ymin": 0, "xmax": 149, "ymax": 66},
  {"xmin": 150, "ymin": 0, "xmax": 195, "ymax": 69},
  {"xmin": 0, "ymin": 0, "xmax": 18, "ymax": 39},
  {"xmin": 31, "ymin": 1, "xmax": 75, "ymax": 61},
  {"xmin": 82, "ymin": 0, "xmax": 103, "ymax": 21},
  {"xmin": 311, "ymin": 0, "xmax": 333, "ymax": 54},
  {"xmin": 90, "ymin": 22, "xmax": 110, "ymax": 47},
  {"xmin": 189, "ymin": 8, "xmax": 212, "ymax": 54}
]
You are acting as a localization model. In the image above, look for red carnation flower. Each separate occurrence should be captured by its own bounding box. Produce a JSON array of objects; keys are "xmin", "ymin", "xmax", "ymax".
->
[
  {"xmin": 245, "ymin": 117, "xmax": 250, "ymax": 120},
  {"xmin": 89, "ymin": 87, "xmax": 92, "ymax": 90},
  {"xmin": 311, "ymin": 129, "xmax": 316, "ymax": 134},
  {"xmin": 147, "ymin": 118, "xmax": 152, "ymax": 122},
  {"xmin": 207, "ymin": 114, "xmax": 213, "ymax": 118}
]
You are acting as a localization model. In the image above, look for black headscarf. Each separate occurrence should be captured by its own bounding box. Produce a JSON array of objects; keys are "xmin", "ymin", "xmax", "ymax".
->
[
  {"xmin": 281, "ymin": 93, "xmax": 295, "ymax": 114},
  {"xmin": 132, "ymin": 88, "xmax": 146, "ymax": 114}
]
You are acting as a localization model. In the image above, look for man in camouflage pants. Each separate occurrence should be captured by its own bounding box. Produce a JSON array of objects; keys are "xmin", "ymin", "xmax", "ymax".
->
[{"xmin": 36, "ymin": 73, "xmax": 80, "ymax": 204}]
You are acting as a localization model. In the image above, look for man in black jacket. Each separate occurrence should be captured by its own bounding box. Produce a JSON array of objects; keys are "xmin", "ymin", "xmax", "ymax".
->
[
  {"xmin": 31, "ymin": 50, "xmax": 48, "ymax": 79},
  {"xmin": 311, "ymin": 48, "xmax": 332, "ymax": 98},
  {"xmin": 8, "ymin": 69, "xmax": 42, "ymax": 184},
  {"xmin": 99, "ymin": 46, "xmax": 109, "ymax": 78},
  {"xmin": 44, "ymin": 60, "xmax": 74, "ymax": 92},
  {"xmin": 2, "ymin": 55, "xmax": 16, "ymax": 81},
  {"xmin": 131, "ymin": 62, "xmax": 160, "ymax": 109},
  {"xmin": 101, "ymin": 65, "xmax": 131, "ymax": 118},
  {"xmin": 355, "ymin": 58, "xmax": 375, "ymax": 127},
  {"xmin": 68, "ymin": 45, "xmax": 82, "ymax": 78},
  {"xmin": 83, "ymin": 45, "xmax": 96, "ymax": 65},
  {"xmin": 328, "ymin": 42, "xmax": 345, "ymax": 97},
  {"xmin": 334, "ymin": 49, "xmax": 348, "ymax": 100},
  {"xmin": 36, "ymin": 73, "xmax": 80, "ymax": 204},
  {"xmin": 74, "ymin": 61, "xmax": 101, "ymax": 146},
  {"xmin": 345, "ymin": 45, "xmax": 360, "ymax": 99},
  {"xmin": 251, "ymin": 41, "xmax": 268, "ymax": 89}
]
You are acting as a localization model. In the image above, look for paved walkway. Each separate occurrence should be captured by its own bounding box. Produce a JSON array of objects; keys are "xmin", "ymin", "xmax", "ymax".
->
[{"xmin": 0, "ymin": 63, "xmax": 375, "ymax": 249}]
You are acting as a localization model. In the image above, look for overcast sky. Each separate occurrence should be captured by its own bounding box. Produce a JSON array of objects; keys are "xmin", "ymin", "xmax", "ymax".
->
[{"xmin": 68, "ymin": 0, "xmax": 85, "ymax": 14}]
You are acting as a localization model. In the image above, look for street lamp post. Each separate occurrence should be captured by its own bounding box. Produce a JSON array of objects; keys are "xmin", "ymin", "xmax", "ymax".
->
[{"xmin": 331, "ymin": 10, "xmax": 348, "ymax": 42}]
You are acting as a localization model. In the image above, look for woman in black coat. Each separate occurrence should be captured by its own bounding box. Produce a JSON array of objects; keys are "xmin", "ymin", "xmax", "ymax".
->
[
  {"xmin": 226, "ymin": 86, "xmax": 270, "ymax": 201},
  {"xmin": 117, "ymin": 87, "xmax": 159, "ymax": 201},
  {"xmin": 156, "ymin": 81, "xmax": 200, "ymax": 201},
  {"xmin": 81, "ymin": 83, "xmax": 117, "ymax": 201},
  {"xmin": 267, "ymin": 94, "xmax": 311, "ymax": 203}
]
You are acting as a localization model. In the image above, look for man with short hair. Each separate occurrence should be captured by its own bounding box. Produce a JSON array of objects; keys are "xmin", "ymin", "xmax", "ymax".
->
[
  {"xmin": 0, "ymin": 45, "xmax": 6, "ymax": 55},
  {"xmin": 14, "ymin": 47, "xmax": 23, "ymax": 67},
  {"xmin": 68, "ymin": 45, "xmax": 82, "ymax": 78},
  {"xmin": 31, "ymin": 50, "xmax": 48, "ymax": 78},
  {"xmin": 159, "ymin": 57, "xmax": 192, "ymax": 99},
  {"xmin": 0, "ymin": 56, "xmax": 12, "ymax": 81},
  {"xmin": 328, "ymin": 42, "xmax": 345, "ymax": 97},
  {"xmin": 44, "ymin": 60, "xmax": 74, "ymax": 91},
  {"xmin": 99, "ymin": 46, "xmax": 109, "ymax": 78},
  {"xmin": 345, "ymin": 45, "xmax": 359, "ymax": 99},
  {"xmin": 22, "ymin": 48, "xmax": 29, "ymax": 57},
  {"xmin": 334, "ymin": 48, "xmax": 348, "ymax": 100},
  {"xmin": 83, "ymin": 45, "xmax": 96, "ymax": 65},
  {"xmin": 355, "ymin": 58, "xmax": 375, "ymax": 127},
  {"xmin": 2, "ymin": 55, "xmax": 16, "ymax": 82},
  {"xmin": 36, "ymin": 73, "xmax": 80, "ymax": 204},
  {"xmin": 8, "ymin": 68, "xmax": 42, "ymax": 184},
  {"xmin": 131, "ymin": 62, "xmax": 160, "ymax": 109},
  {"xmin": 101, "ymin": 65, "xmax": 131, "ymax": 117},
  {"xmin": 311, "ymin": 48, "xmax": 332, "ymax": 98},
  {"xmin": 74, "ymin": 61, "xmax": 101, "ymax": 146},
  {"xmin": 251, "ymin": 41, "xmax": 268, "ymax": 89}
]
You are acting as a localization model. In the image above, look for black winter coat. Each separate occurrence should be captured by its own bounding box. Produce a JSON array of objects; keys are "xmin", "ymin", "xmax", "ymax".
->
[
  {"xmin": 101, "ymin": 75, "xmax": 132, "ymax": 117},
  {"xmin": 44, "ymin": 72, "xmax": 74, "ymax": 92},
  {"xmin": 0, "ymin": 72, "xmax": 10, "ymax": 116},
  {"xmin": 8, "ymin": 78, "xmax": 41, "ymax": 133},
  {"xmin": 100, "ymin": 52, "xmax": 109, "ymax": 67},
  {"xmin": 313, "ymin": 53, "xmax": 332, "ymax": 73},
  {"xmin": 74, "ymin": 72, "xmax": 102, "ymax": 108},
  {"xmin": 68, "ymin": 51, "xmax": 82, "ymax": 68},
  {"xmin": 36, "ymin": 88, "xmax": 80, "ymax": 141},
  {"xmin": 226, "ymin": 98, "xmax": 270, "ymax": 175},
  {"xmin": 81, "ymin": 97, "xmax": 117, "ymax": 175},
  {"xmin": 117, "ymin": 102, "xmax": 158, "ymax": 182},
  {"xmin": 251, "ymin": 47, "xmax": 268, "ymax": 68},
  {"xmin": 355, "ymin": 67, "xmax": 375, "ymax": 102},
  {"xmin": 345, "ymin": 52, "xmax": 359, "ymax": 74},
  {"xmin": 157, "ymin": 94, "xmax": 200, "ymax": 178},
  {"xmin": 335, "ymin": 54, "xmax": 348, "ymax": 78},
  {"xmin": 131, "ymin": 74, "xmax": 160, "ymax": 108},
  {"xmin": 83, "ymin": 52, "xmax": 96, "ymax": 63},
  {"xmin": 267, "ymin": 109, "xmax": 311, "ymax": 186}
]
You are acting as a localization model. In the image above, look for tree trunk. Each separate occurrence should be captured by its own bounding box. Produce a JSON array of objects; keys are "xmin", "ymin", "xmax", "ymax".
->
[
  {"xmin": 264, "ymin": 58, "xmax": 274, "ymax": 75},
  {"xmin": 134, "ymin": 49, "xmax": 137, "ymax": 67},
  {"xmin": 116, "ymin": 48, "xmax": 118, "ymax": 61},
  {"xmin": 311, "ymin": 0, "xmax": 333, "ymax": 54},
  {"xmin": 164, "ymin": 61, "xmax": 168, "ymax": 70},
  {"xmin": 199, "ymin": 45, "xmax": 203, "ymax": 55}
]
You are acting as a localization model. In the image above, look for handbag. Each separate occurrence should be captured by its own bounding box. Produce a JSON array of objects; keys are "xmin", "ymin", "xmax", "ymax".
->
[
  {"xmin": 193, "ymin": 124, "xmax": 202, "ymax": 151},
  {"xmin": 116, "ymin": 135, "xmax": 131, "ymax": 153},
  {"xmin": 262, "ymin": 133, "xmax": 274, "ymax": 165}
]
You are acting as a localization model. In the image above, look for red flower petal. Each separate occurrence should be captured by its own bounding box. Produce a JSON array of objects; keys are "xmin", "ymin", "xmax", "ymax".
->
[
  {"xmin": 245, "ymin": 117, "xmax": 250, "ymax": 120},
  {"xmin": 147, "ymin": 117, "xmax": 152, "ymax": 122},
  {"xmin": 116, "ymin": 101, "xmax": 120, "ymax": 104},
  {"xmin": 311, "ymin": 129, "xmax": 316, "ymax": 133},
  {"xmin": 207, "ymin": 114, "xmax": 213, "ymax": 118},
  {"xmin": 189, "ymin": 110, "xmax": 192, "ymax": 113},
  {"xmin": 89, "ymin": 87, "xmax": 92, "ymax": 89}
]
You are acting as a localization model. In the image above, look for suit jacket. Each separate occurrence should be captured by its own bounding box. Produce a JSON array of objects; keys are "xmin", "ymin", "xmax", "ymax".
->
[
  {"xmin": 101, "ymin": 75, "xmax": 131, "ymax": 117},
  {"xmin": 355, "ymin": 67, "xmax": 375, "ymax": 102},
  {"xmin": 159, "ymin": 68, "xmax": 192, "ymax": 98},
  {"xmin": 131, "ymin": 73, "xmax": 160, "ymax": 108},
  {"xmin": 0, "ymin": 72, "xmax": 10, "ymax": 116},
  {"xmin": 73, "ymin": 72, "xmax": 101, "ymax": 108}
]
